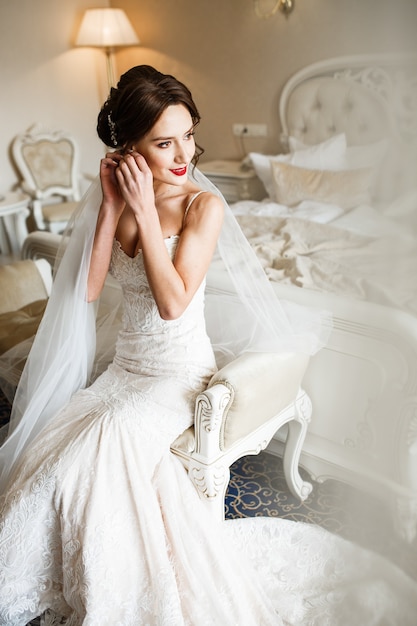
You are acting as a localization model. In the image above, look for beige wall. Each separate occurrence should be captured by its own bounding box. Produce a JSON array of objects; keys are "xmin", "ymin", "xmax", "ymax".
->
[
  {"xmin": 115, "ymin": 0, "xmax": 417, "ymax": 162},
  {"xmin": 1, "ymin": 0, "xmax": 416, "ymax": 193},
  {"xmin": 0, "ymin": 0, "xmax": 110, "ymax": 193}
]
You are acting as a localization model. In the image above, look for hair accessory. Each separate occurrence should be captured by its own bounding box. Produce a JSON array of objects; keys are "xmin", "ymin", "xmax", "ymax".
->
[{"xmin": 107, "ymin": 112, "xmax": 118, "ymax": 147}]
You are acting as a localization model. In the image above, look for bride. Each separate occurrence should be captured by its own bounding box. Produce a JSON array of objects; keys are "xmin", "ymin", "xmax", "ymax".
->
[{"xmin": 0, "ymin": 65, "xmax": 416, "ymax": 625}]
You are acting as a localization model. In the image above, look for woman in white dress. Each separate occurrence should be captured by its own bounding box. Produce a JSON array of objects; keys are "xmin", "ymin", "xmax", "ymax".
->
[{"xmin": 0, "ymin": 65, "xmax": 416, "ymax": 625}]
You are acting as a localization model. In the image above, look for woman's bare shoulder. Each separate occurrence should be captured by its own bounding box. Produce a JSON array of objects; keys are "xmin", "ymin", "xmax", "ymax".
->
[{"xmin": 186, "ymin": 189, "xmax": 224, "ymax": 224}]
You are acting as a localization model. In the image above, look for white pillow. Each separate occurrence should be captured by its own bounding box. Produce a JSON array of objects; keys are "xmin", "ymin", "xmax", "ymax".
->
[
  {"xmin": 271, "ymin": 161, "xmax": 373, "ymax": 209},
  {"xmin": 288, "ymin": 136, "xmax": 314, "ymax": 152},
  {"xmin": 289, "ymin": 135, "xmax": 388, "ymax": 169},
  {"xmin": 249, "ymin": 134, "xmax": 347, "ymax": 200},
  {"xmin": 289, "ymin": 135, "xmax": 390, "ymax": 203}
]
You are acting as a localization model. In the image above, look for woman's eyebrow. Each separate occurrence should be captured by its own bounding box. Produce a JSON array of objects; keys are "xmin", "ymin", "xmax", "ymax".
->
[
  {"xmin": 151, "ymin": 135, "xmax": 173, "ymax": 142},
  {"xmin": 151, "ymin": 126, "xmax": 194, "ymax": 142}
]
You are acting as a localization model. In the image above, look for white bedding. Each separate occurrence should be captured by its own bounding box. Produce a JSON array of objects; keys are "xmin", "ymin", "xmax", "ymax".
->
[
  {"xmin": 234, "ymin": 125, "xmax": 417, "ymax": 315},
  {"xmin": 233, "ymin": 191, "xmax": 417, "ymax": 314},
  {"xmin": 232, "ymin": 197, "xmax": 345, "ymax": 224}
]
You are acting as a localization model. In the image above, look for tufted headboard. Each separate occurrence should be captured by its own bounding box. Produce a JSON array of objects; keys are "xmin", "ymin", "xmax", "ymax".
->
[{"xmin": 279, "ymin": 54, "xmax": 417, "ymax": 149}]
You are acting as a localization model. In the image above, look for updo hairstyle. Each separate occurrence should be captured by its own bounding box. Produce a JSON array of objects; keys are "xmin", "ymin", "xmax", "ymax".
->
[{"xmin": 97, "ymin": 65, "xmax": 203, "ymax": 163}]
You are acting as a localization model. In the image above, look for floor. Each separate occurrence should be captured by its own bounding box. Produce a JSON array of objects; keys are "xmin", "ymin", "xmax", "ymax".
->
[{"xmin": 228, "ymin": 452, "xmax": 417, "ymax": 580}]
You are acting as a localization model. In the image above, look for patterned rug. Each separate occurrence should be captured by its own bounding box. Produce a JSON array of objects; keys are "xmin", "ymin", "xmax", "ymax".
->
[
  {"xmin": 228, "ymin": 453, "xmax": 417, "ymax": 579},
  {"xmin": 0, "ymin": 390, "xmax": 415, "ymax": 626}
]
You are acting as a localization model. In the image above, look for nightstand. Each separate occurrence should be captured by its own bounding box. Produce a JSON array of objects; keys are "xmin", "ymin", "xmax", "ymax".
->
[{"xmin": 198, "ymin": 160, "xmax": 266, "ymax": 203}]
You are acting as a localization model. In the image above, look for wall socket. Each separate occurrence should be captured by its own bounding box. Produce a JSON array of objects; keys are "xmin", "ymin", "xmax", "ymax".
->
[{"xmin": 233, "ymin": 123, "xmax": 267, "ymax": 137}]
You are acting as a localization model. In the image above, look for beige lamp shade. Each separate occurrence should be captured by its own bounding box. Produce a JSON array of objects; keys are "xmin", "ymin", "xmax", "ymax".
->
[
  {"xmin": 75, "ymin": 8, "xmax": 140, "ymax": 49},
  {"xmin": 75, "ymin": 8, "xmax": 140, "ymax": 89}
]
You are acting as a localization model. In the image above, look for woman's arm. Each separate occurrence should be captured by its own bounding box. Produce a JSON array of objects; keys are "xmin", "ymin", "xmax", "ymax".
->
[
  {"xmin": 141, "ymin": 191, "xmax": 223, "ymax": 319},
  {"xmin": 115, "ymin": 152, "xmax": 224, "ymax": 320},
  {"xmin": 87, "ymin": 153, "xmax": 126, "ymax": 302}
]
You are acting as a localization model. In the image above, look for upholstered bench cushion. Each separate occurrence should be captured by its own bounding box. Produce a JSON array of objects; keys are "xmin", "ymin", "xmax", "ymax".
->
[
  {"xmin": 213, "ymin": 351, "xmax": 309, "ymax": 448},
  {"xmin": 0, "ymin": 299, "xmax": 47, "ymax": 355},
  {"xmin": 172, "ymin": 351, "xmax": 309, "ymax": 454},
  {"xmin": 0, "ymin": 259, "xmax": 50, "ymax": 314}
]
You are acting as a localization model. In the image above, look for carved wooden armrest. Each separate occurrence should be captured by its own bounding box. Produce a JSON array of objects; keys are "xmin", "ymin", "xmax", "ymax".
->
[{"xmin": 171, "ymin": 351, "xmax": 313, "ymax": 518}]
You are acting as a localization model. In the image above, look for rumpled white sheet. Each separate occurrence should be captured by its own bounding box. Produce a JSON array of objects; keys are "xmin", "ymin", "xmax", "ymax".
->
[
  {"xmin": 231, "ymin": 198, "xmax": 345, "ymax": 223},
  {"xmin": 234, "ymin": 197, "xmax": 417, "ymax": 313}
]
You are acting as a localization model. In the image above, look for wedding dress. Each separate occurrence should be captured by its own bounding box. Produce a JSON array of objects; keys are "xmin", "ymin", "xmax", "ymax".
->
[{"xmin": 0, "ymin": 211, "xmax": 417, "ymax": 625}]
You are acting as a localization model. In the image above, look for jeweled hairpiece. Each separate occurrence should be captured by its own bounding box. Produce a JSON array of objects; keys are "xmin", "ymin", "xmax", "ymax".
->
[{"xmin": 107, "ymin": 112, "xmax": 118, "ymax": 147}]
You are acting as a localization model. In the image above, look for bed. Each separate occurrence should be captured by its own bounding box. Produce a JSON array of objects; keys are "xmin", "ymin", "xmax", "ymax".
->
[{"xmin": 224, "ymin": 54, "xmax": 417, "ymax": 541}]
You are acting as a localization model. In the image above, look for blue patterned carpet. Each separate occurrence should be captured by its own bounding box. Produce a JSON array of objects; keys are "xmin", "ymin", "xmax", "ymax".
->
[
  {"xmin": 227, "ymin": 453, "xmax": 417, "ymax": 579},
  {"xmin": 0, "ymin": 388, "xmax": 415, "ymax": 626}
]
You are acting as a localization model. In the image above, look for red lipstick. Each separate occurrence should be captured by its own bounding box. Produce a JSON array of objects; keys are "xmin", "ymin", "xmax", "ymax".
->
[{"xmin": 170, "ymin": 167, "xmax": 187, "ymax": 176}]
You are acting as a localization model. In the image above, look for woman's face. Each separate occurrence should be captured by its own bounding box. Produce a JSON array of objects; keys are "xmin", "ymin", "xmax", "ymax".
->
[{"xmin": 134, "ymin": 104, "xmax": 196, "ymax": 185}]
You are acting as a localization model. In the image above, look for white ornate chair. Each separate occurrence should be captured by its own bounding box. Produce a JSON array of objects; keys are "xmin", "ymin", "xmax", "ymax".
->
[
  {"xmin": 11, "ymin": 125, "xmax": 81, "ymax": 233},
  {"xmin": 20, "ymin": 231, "xmax": 314, "ymax": 521}
]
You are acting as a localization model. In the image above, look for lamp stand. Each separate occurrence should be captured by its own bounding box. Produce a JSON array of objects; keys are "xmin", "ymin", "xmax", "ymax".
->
[{"xmin": 105, "ymin": 48, "xmax": 116, "ymax": 91}]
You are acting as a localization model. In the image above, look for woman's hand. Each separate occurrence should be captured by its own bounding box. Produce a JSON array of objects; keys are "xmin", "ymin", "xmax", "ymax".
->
[
  {"xmin": 99, "ymin": 152, "xmax": 125, "ymax": 217},
  {"xmin": 114, "ymin": 152, "xmax": 156, "ymax": 220},
  {"xmin": 88, "ymin": 152, "xmax": 128, "ymax": 302}
]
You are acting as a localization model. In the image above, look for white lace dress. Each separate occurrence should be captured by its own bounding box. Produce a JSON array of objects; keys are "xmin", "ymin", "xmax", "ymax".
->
[{"xmin": 0, "ymin": 237, "xmax": 416, "ymax": 626}]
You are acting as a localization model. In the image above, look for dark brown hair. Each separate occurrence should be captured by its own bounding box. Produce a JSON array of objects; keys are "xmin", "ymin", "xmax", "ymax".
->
[{"xmin": 97, "ymin": 65, "xmax": 203, "ymax": 164}]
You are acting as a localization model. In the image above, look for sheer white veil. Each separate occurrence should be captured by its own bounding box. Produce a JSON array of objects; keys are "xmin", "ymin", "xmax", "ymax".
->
[
  {"xmin": 0, "ymin": 168, "xmax": 331, "ymax": 492},
  {"xmin": 195, "ymin": 168, "xmax": 330, "ymax": 365}
]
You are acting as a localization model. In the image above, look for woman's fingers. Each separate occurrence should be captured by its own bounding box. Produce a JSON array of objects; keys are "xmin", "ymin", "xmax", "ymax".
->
[
  {"xmin": 113, "ymin": 153, "xmax": 154, "ymax": 210},
  {"xmin": 117, "ymin": 154, "xmax": 152, "ymax": 187},
  {"xmin": 120, "ymin": 152, "xmax": 147, "ymax": 175}
]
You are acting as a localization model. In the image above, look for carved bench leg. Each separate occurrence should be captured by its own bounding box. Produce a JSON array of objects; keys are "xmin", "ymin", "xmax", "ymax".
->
[
  {"xmin": 188, "ymin": 460, "xmax": 230, "ymax": 520},
  {"xmin": 283, "ymin": 390, "xmax": 313, "ymax": 500}
]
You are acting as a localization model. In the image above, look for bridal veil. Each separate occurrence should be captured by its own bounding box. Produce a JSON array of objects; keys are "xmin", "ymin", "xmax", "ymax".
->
[{"xmin": 0, "ymin": 168, "xmax": 331, "ymax": 491}]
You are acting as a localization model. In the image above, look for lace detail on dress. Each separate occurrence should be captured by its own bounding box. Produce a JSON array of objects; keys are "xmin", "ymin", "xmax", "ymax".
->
[
  {"xmin": 110, "ymin": 238, "xmax": 173, "ymax": 332},
  {"xmin": 108, "ymin": 238, "xmax": 216, "ymax": 384}
]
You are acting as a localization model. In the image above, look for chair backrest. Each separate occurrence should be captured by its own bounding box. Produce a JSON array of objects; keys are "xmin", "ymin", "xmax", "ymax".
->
[{"xmin": 12, "ymin": 124, "xmax": 81, "ymax": 201}]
